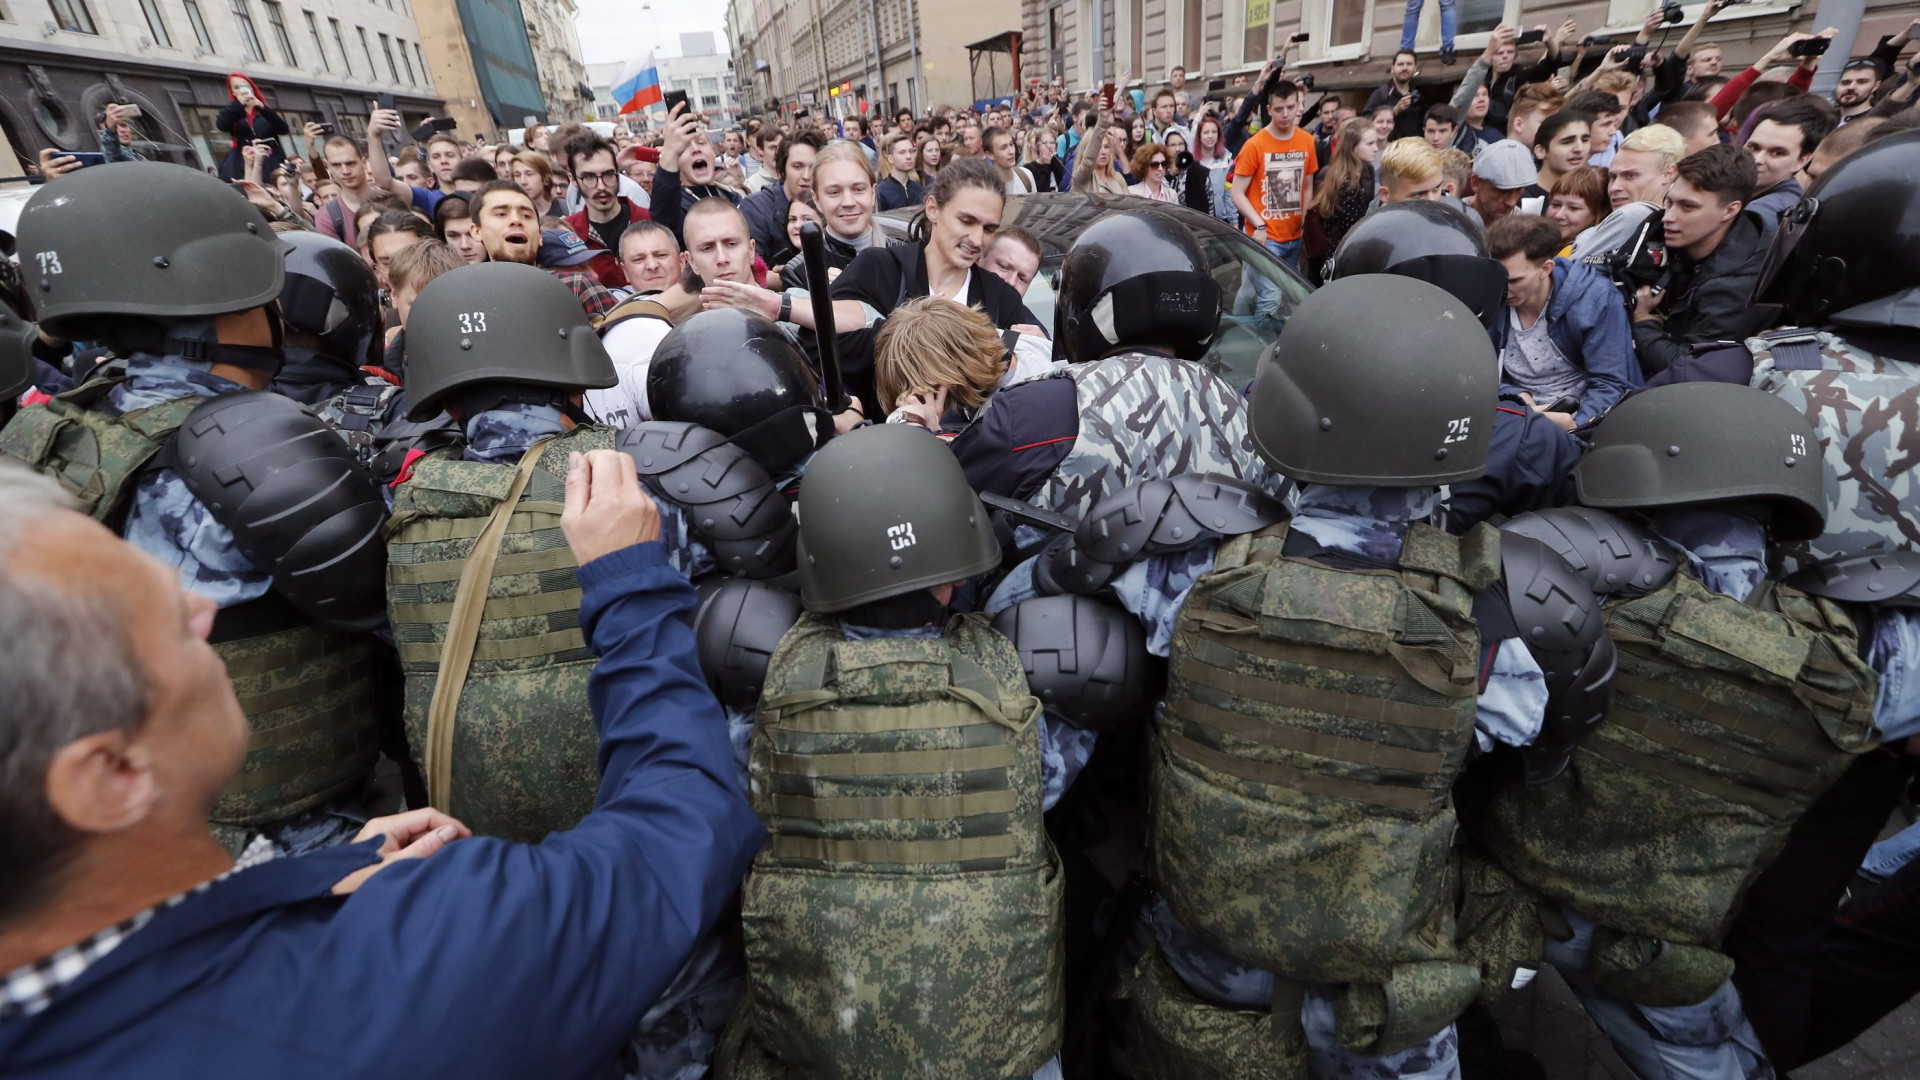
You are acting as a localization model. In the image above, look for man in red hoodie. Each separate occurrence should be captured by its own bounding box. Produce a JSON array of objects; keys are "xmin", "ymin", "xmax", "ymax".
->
[{"xmin": 563, "ymin": 132, "xmax": 649, "ymax": 290}]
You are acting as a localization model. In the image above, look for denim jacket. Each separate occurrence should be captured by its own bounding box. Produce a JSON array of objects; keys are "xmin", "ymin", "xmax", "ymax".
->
[{"xmin": 1543, "ymin": 257, "xmax": 1642, "ymax": 426}]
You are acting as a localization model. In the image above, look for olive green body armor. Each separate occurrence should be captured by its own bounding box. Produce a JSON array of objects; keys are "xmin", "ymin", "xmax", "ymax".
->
[
  {"xmin": 1150, "ymin": 521, "xmax": 1500, "ymax": 1056},
  {"xmin": 721, "ymin": 612, "xmax": 1065, "ymax": 1080},
  {"xmin": 1472, "ymin": 566, "xmax": 1879, "ymax": 1006},
  {"xmin": 384, "ymin": 428, "xmax": 615, "ymax": 842},
  {"xmin": 0, "ymin": 378, "xmax": 380, "ymax": 837}
]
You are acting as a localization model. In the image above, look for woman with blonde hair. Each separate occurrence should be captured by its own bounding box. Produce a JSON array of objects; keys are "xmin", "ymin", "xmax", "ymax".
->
[
  {"xmin": 1071, "ymin": 105, "xmax": 1129, "ymax": 196},
  {"xmin": 877, "ymin": 132, "xmax": 925, "ymax": 211},
  {"xmin": 509, "ymin": 150, "xmax": 565, "ymax": 216},
  {"xmin": 877, "ymin": 296, "xmax": 1015, "ymax": 431},
  {"xmin": 1305, "ymin": 116, "xmax": 1380, "ymax": 282}
]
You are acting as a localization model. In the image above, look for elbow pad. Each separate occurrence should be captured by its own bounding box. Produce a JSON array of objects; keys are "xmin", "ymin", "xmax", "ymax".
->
[
  {"xmin": 694, "ymin": 576, "xmax": 803, "ymax": 709},
  {"xmin": 1496, "ymin": 530, "xmax": 1618, "ymax": 784},
  {"xmin": 991, "ymin": 594, "xmax": 1159, "ymax": 730}
]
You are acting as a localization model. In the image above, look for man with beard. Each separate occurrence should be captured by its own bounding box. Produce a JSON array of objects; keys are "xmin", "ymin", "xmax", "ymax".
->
[
  {"xmin": 651, "ymin": 101, "xmax": 741, "ymax": 246},
  {"xmin": 564, "ymin": 132, "xmax": 651, "ymax": 290},
  {"xmin": 471, "ymin": 181, "xmax": 617, "ymax": 318}
]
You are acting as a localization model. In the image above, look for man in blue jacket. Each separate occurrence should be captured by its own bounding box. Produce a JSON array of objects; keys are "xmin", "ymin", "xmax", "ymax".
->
[
  {"xmin": 0, "ymin": 451, "xmax": 763, "ymax": 1079},
  {"xmin": 1488, "ymin": 213, "xmax": 1641, "ymax": 431}
]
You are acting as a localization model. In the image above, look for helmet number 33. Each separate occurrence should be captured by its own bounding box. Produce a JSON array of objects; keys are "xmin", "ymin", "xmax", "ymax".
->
[{"xmin": 457, "ymin": 311, "xmax": 488, "ymax": 334}]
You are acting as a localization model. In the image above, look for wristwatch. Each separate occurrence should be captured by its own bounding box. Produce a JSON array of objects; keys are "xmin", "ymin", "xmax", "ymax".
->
[{"xmin": 778, "ymin": 294, "xmax": 792, "ymax": 322}]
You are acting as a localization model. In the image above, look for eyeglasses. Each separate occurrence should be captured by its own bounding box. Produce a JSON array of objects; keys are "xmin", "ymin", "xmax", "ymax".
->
[{"xmin": 577, "ymin": 170, "xmax": 620, "ymax": 188}]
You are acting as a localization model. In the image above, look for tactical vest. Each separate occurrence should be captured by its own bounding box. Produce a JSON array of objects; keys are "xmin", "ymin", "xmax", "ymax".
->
[
  {"xmin": 1155, "ymin": 520, "xmax": 1498, "ymax": 1049},
  {"xmin": 384, "ymin": 427, "xmax": 615, "ymax": 842},
  {"xmin": 0, "ymin": 376, "xmax": 380, "ymax": 833},
  {"xmin": 1034, "ymin": 354, "xmax": 1273, "ymax": 523},
  {"xmin": 730, "ymin": 612, "xmax": 1064, "ymax": 1080},
  {"xmin": 1473, "ymin": 568, "xmax": 1879, "ymax": 956},
  {"xmin": 1750, "ymin": 329, "xmax": 1920, "ymax": 574},
  {"xmin": 597, "ymin": 295, "xmax": 673, "ymax": 338}
]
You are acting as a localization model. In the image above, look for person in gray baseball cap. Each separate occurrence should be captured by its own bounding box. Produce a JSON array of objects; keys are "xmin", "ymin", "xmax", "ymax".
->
[{"xmin": 1468, "ymin": 138, "xmax": 1537, "ymax": 229}]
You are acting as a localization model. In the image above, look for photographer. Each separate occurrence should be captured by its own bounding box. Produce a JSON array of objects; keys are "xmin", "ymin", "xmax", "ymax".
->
[
  {"xmin": 215, "ymin": 73, "xmax": 289, "ymax": 182},
  {"xmin": 1709, "ymin": 29, "xmax": 1835, "ymax": 128},
  {"xmin": 96, "ymin": 103, "xmax": 145, "ymax": 164},
  {"xmin": 1629, "ymin": 143, "xmax": 1773, "ymax": 377},
  {"xmin": 1365, "ymin": 49, "xmax": 1428, "ymax": 142}
]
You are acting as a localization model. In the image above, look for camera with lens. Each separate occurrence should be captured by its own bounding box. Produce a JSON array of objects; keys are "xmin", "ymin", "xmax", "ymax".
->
[
  {"xmin": 1661, "ymin": 1, "xmax": 1685, "ymax": 23},
  {"xmin": 1587, "ymin": 208, "xmax": 1675, "ymax": 314},
  {"xmin": 1295, "ymin": 71, "xmax": 1316, "ymax": 90}
]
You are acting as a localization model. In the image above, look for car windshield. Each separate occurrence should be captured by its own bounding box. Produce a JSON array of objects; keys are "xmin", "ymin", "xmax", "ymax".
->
[{"xmin": 878, "ymin": 194, "xmax": 1313, "ymax": 386}]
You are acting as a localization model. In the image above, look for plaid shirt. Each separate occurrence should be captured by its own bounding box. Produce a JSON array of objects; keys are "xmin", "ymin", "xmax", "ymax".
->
[
  {"xmin": 549, "ymin": 266, "xmax": 619, "ymax": 321},
  {"xmin": 0, "ymin": 836, "xmax": 277, "ymax": 1021}
]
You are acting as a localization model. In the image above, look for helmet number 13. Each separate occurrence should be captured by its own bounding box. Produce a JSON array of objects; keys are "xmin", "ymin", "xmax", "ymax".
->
[{"xmin": 458, "ymin": 311, "xmax": 488, "ymax": 334}]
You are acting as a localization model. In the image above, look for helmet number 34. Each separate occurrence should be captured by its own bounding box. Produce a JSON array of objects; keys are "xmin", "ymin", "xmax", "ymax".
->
[
  {"xmin": 457, "ymin": 311, "xmax": 488, "ymax": 334},
  {"xmin": 887, "ymin": 523, "xmax": 917, "ymax": 550}
]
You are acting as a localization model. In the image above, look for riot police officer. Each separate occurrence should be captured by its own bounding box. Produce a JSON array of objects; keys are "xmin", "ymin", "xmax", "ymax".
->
[
  {"xmin": 1482, "ymin": 382, "xmax": 1888, "ymax": 1079},
  {"xmin": 1326, "ymin": 198, "xmax": 1584, "ymax": 532},
  {"xmin": 948, "ymin": 212, "xmax": 1273, "ymax": 529},
  {"xmin": 1009, "ymin": 275, "xmax": 1610, "ymax": 1080},
  {"xmin": 718, "ymin": 423, "xmax": 1150, "ymax": 1080},
  {"xmin": 0, "ymin": 162, "xmax": 388, "ymax": 855}
]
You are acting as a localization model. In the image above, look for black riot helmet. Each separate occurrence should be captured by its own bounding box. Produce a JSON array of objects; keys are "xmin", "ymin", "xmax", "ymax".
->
[
  {"xmin": 12, "ymin": 161, "xmax": 292, "ymax": 340},
  {"xmin": 648, "ymin": 308, "xmax": 826, "ymax": 432},
  {"xmin": 279, "ymin": 232, "xmax": 382, "ymax": 373},
  {"xmin": 1754, "ymin": 128, "xmax": 1920, "ymax": 331},
  {"xmin": 403, "ymin": 262, "xmax": 616, "ymax": 420},
  {"xmin": 1053, "ymin": 211, "xmax": 1223, "ymax": 365},
  {"xmin": 1250, "ymin": 275, "xmax": 1497, "ymax": 486},
  {"xmin": 648, "ymin": 308, "xmax": 831, "ymax": 474},
  {"xmin": 1575, "ymin": 382, "xmax": 1827, "ymax": 541},
  {"xmin": 1326, "ymin": 199, "xmax": 1508, "ymax": 343},
  {"xmin": 796, "ymin": 424, "xmax": 1001, "ymax": 614}
]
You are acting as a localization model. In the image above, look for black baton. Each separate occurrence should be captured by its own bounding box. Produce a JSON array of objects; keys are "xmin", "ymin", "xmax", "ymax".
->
[{"xmin": 798, "ymin": 221, "xmax": 849, "ymax": 411}]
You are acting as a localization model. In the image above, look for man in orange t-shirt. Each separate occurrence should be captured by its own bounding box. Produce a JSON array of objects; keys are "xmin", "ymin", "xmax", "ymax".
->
[{"xmin": 1231, "ymin": 77, "xmax": 1318, "ymax": 304}]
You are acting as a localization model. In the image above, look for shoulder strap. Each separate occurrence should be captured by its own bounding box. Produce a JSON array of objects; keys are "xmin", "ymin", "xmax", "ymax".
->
[
  {"xmin": 424, "ymin": 439, "xmax": 552, "ymax": 812},
  {"xmin": 597, "ymin": 296, "xmax": 673, "ymax": 337},
  {"xmin": 327, "ymin": 198, "xmax": 346, "ymax": 239}
]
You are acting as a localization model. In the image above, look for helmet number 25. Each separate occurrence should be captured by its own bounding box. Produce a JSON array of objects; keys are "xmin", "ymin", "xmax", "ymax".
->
[
  {"xmin": 457, "ymin": 311, "xmax": 488, "ymax": 334},
  {"xmin": 1443, "ymin": 417, "xmax": 1472, "ymax": 445}
]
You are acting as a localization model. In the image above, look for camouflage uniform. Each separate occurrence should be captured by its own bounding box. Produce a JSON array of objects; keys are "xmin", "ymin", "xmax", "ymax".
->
[
  {"xmin": 1478, "ymin": 508, "xmax": 1889, "ymax": 1080},
  {"xmin": 1031, "ymin": 353, "xmax": 1274, "ymax": 523},
  {"xmin": 993, "ymin": 482, "xmax": 1550, "ymax": 1079},
  {"xmin": 720, "ymin": 614, "xmax": 1068, "ymax": 1080},
  {"xmin": 5, "ymin": 352, "xmax": 376, "ymax": 854},
  {"xmin": 1748, "ymin": 331, "xmax": 1920, "ymax": 575}
]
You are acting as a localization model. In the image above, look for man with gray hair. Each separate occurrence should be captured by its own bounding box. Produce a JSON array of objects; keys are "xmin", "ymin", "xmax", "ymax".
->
[{"xmin": 0, "ymin": 453, "xmax": 762, "ymax": 1074}]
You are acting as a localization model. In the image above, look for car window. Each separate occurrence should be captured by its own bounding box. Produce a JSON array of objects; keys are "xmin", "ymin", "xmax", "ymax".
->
[
  {"xmin": 1193, "ymin": 229, "xmax": 1312, "ymax": 386},
  {"xmin": 1022, "ymin": 273, "xmax": 1057, "ymax": 333}
]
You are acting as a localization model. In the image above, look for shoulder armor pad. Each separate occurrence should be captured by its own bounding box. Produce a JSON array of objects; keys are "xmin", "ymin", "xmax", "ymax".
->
[
  {"xmin": 1500, "ymin": 506, "xmax": 1677, "ymax": 597},
  {"xmin": 368, "ymin": 411, "xmax": 461, "ymax": 486},
  {"xmin": 1077, "ymin": 473, "xmax": 1287, "ymax": 566},
  {"xmin": 990, "ymin": 595, "xmax": 1158, "ymax": 730},
  {"xmin": 617, "ymin": 421, "xmax": 793, "ymax": 544},
  {"xmin": 170, "ymin": 392, "xmax": 389, "ymax": 632},
  {"xmin": 1496, "ymin": 530, "xmax": 1618, "ymax": 786},
  {"xmin": 1500, "ymin": 532, "xmax": 1608, "ymax": 654},
  {"xmin": 1784, "ymin": 551, "xmax": 1920, "ymax": 608},
  {"xmin": 694, "ymin": 576, "xmax": 803, "ymax": 708}
]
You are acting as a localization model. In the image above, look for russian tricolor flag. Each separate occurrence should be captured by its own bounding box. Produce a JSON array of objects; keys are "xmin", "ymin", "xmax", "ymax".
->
[{"xmin": 615, "ymin": 53, "xmax": 662, "ymax": 115}]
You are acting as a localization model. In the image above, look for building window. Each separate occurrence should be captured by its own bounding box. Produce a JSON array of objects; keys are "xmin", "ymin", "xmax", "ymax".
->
[
  {"xmin": 1242, "ymin": 0, "xmax": 1268, "ymax": 64},
  {"xmin": 357, "ymin": 26, "xmax": 376, "ymax": 77},
  {"xmin": 413, "ymin": 42, "xmax": 429, "ymax": 87},
  {"xmin": 263, "ymin": 1, "xmax": 298, "ymax": 64},
  {"xmin": 138, "ymin": 0, "xmax": 174, "ymax": 45},
  {"xmin": 1328, "ymin": 0, "xmax": 1369, "ymax": 49},
  {"xmin": 698, "ymin": 77, "xmax": 719, "ymax": 95},
  {"xmin": 303, "ymin": 10, "xmax": 328, "ymax": 69},
  {"xmin": 229, "ymin": 0, "xmax": 265, "ymax": 60},
  {"xmin": 378, "ymin": 32, "xmax": 399, "ymax": 83},
  {"xmin": 48, "ymin": 0, "xmax": 97, "ymax": 33},
  {"xmin": 398, "ymin": 36, "xmax": 416, "ymax": 84},
  {"xmin": 1455, "ymin": 0, "xmax": 1506, "ymax": 36},
  {"xmin": 330, "ymin": 17, "xmax": 350, "ymax": 73},
  {"xmin": 184, "ymin": 0, "xmax": 215, "ymax": 50}
]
